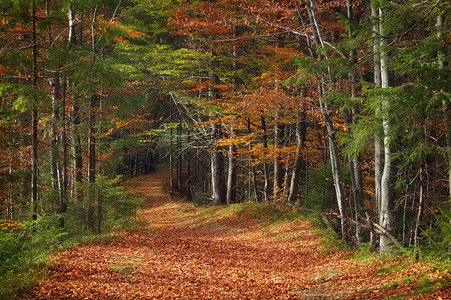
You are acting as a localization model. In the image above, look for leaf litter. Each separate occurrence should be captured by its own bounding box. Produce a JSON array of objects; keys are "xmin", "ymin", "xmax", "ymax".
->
[{"xmin": 24, "ymin": 170, "xmax": 450, "ymax": 299}]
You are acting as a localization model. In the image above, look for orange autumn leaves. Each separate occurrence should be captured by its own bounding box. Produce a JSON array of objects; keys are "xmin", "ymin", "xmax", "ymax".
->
[{"xmin": 25, "ymin": 171, "xmax": 450, "ymax": 299}]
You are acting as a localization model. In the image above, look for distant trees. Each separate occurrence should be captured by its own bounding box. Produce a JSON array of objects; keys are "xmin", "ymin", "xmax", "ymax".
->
[
  {"xmin": 1, "ymin": 0, "xmax": 449, "ymax": 255},
  {"xmin": 164, "ymin": 0, "xmax": 450, "ymax": 253}
]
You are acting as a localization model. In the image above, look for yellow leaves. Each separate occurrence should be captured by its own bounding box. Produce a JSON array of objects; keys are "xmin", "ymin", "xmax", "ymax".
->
[
  {"xmin": 0, "ymin": 219, "xmax": 21, "ymax": 230},
  {"xmin": 114, "ymin": 35, "xmax": 127, "ymax": 44},
  {"xmin": 105, "ymin": 128, "xmax": 114, "ymax": 136}
]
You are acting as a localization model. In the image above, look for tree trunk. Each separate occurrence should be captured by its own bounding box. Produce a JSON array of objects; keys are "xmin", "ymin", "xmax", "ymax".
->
[
  {"xmin": 211, "ymin": 123, "xmax": 226, "ymax": 205},
  {"xmin": 68, "ymin": 7, "xmax": 82, "ymax": 203},
  {"xmin": 31, "ymin": 2, "xmax": 38, "ymax": 220},
  {"xmin": 68, "ymin": 7, "xmax": 77, "ymax": 45},
  {"xmin": 306, "ymin": 0, "xmax": 347, "ymax": 239},
  {"xmin": 288, "ymin": 111, "xmax": 306, "ymax": 203},
  {"xmin": 273, "ymin": 115, "xmax": 284, "ymax": 200},
  {"xmin": 50, "ymin": 72, "xmax": 61, "ymax": 195},
  {"xmin": 378, "ymin": 7, "xmax": 395, "ymax": 253},
  {"xmin": 170, "ymin": 98, "xmax": 174, "ymax": 194},
  {"xmin": 348, "ymin": 152, "xmax": 363, "ymax": 246},
  {"xmin": 283, "ymin": 124, "xmax": 292, "ymax": 196},
  {"xmin": 321, "ymin": 96, "xmax": 347, "ymax": 240},
  {"xmin": 248, "ymin": 120, "xmax": 258, "ymax": 202},
  {"xmin": 261, "ymin": 116, "xmax": 270, "ymax": 202},
  {"xmin": 87, "ymin": 93, "xmax": 98, "ymax": 233},
  {"xmin": 72, "ymin": 101, "xmax": 82, "ymax": 203},
  {"xmin": 414, "ymin": 168, "xmax": 424, "ymax": 250},
  {"xmin": 60, "ymin": 74, "xmax": 68, "ymax": 227},
  {"xmin": 177, "ymin": 121, "xmax": 182, "ymax": 191},
  {"xmin": 436, "ymin": 13, "xmax": 450, "ymax": 200},
  {"xmin": 227, "ymin": 126, "xmax": 237, "ymax": 204},
  {"xmin": 346, "ymin": 0, "xmax": 363, "ymax": 246},
  {"xmin": 371, "ymin": 3, "xmax": 383, "ymax": 223}
]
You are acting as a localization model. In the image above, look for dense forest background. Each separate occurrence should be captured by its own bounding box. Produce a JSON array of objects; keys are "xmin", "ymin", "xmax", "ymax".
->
[{"xmin": 0, "ymin": 0, "xmax": 450, "ymax": 288}]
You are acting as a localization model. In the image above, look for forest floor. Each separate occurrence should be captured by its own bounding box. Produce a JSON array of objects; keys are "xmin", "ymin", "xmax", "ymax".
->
[{"xmin": 25, "ymin": 169, "xmax": 450, "ymax": 299}]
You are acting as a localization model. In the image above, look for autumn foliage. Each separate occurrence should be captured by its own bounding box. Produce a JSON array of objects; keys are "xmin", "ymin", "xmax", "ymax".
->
[{"xmin": 0, "ymin": 0, "xmax": 450, "ymax": 298}]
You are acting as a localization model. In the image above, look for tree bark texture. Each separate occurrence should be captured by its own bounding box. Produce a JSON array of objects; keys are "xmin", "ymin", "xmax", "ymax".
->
[
  {"xmin": 211, "ymin": 123, "xmax": 226, "ymax": 205},
  {"xmin": 371, "ymin": 3, "xmax": 383, "ymax": 221},
  {"xmin": 31, "ymin": 2, "xmax": 38, "ymax": 220},
  {"xmin": 227, "ymin": 127, "xmax": 237, "ymax": 204},
  {"xmin": 273, "ymin": 116, "xmax": 285, "ymax": 200},
  {"xmin": 87, "ymin": 94, "xmax": 98, "ymax": 233},
  {"xmin": 378, "ymin": 7, "xmax": 396, "ymax": 253},
  {"xmin": 288, "ymin": 111, "xmax": 306, "ymax": 203},
  {"xmin": 261, "ymin": 116, "xmax": 270, "ymax": 202}
]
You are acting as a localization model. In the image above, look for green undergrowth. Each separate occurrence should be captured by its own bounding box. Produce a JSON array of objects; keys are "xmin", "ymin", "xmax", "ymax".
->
[
  {"xmin": 379, "ymin": 274, "xmax": 449, "ymax": 299},
  {"xmin": 187, "ymin": 202, "xmax": 303, "ymax": 227},
  {"xmin": 351, "ymin": 245, "xmax": 451, "ymax": 299},
  {"xmin": 0, "ymin": 189, "xmax": 146, "ymax": 299},
  {"xmin": 186, "ymin": 201, "xmax": 352, "ymax": 254},
  {"xmin": 306, "ymin": 211, "xmax": 351, "ymax": 253},
  {"xmin": 236, "ymin": 202, "xmax": 300, "ymax": 223}
]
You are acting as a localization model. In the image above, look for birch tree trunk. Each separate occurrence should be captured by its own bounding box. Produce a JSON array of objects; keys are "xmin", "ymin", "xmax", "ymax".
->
[
  {"xmin": 378, "ymin": 7, "xmax": 395, "ymax": 253},
  {"xmin": 305, "ymin": 0, "xmax": 347, "ymax": 239},
  {"xmin": 68, "ymin": 7, "xmax": 83, "ymax": 203},
  {"xmin": 371, "ymin": 3, "xmax": 383, "ymax": 222},
  {"xmin": 414, "ymin": 168, "xmax": 424, "ymax": 250},
  {"xmin": 50, "ymin": 72, "xmax": 60, "ymax": 196},
  {"xmin": 319, "ymin": 91, "xmax": 347, "ymax": 239}
]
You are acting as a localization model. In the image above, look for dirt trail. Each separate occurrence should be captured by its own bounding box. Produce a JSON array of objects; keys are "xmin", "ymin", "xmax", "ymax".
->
[{"xmin": 26, "ymin": 170, "xmax": 449, "ymax": 299}]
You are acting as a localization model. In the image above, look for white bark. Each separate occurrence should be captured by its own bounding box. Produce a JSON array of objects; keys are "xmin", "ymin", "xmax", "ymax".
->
[
  {"xmin": 371, "ymin": 4, "xmax": 383, "ymax": 218},
  {"xmin": 378, "ymin": 7, "xmax": 395, "ymax": 253},
  {"xmin": 306, "ymin": 0, "xmax": 347, "ymax": 238}
]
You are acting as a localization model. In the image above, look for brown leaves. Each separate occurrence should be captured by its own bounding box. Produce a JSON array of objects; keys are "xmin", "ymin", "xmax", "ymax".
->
[{"xmin": 25, "ymin": 170, "xmax": 450, "ymax": 299}]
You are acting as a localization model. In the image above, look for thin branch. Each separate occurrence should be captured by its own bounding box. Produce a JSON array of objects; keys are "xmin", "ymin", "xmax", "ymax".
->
[{"xmin": 389, "ymin": 0, "xmax": 442, "ymax": 46}]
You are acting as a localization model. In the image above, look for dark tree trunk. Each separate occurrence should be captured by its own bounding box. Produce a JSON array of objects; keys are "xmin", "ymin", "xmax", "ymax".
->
[
  {"xmin": 247, "ymin": 119, "xmax": 258, "ymax": 202},
  {"xmin": 31, "ymin": 2, "xmax": 38, "ymax": 220},
  {"xmin": 261, "ymin": 116, "xmax": 270, "ymax": 202},
  {"xmin": 288, "ymin": 111, "xmax": 306, "ymax": 203},
  {"xmin": 60, "ymin": 74, "xmax": 68, "ymax": 227},
  {"xmin": 273, "ymin": 117, "xmax": 284, "ymax": 200},
  {"xmin": 227, "ymin": 126, "xmax": 237, "ymax": 204},
  {"xmin": 87, "ymin": 94, "xmax": 98, "ymax": 233},
  {"xmin": 177, "ymin": 121, "xmax": 182, "ymax": 191},
  {"xmin": 211, "ymin": 123, "xmax": 226, "ymax": 205},
  {"xmin": 72, "ymin": 98, "xmax": 82, "ymax": 202}
]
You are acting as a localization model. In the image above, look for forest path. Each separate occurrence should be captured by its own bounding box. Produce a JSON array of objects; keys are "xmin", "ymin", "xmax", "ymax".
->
[{"xmin": 27, "ymin": 169, "xmax": 449, "ymax": 299}]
